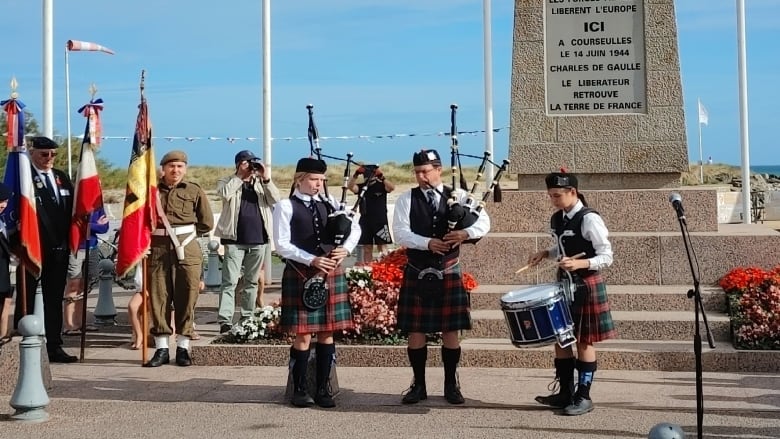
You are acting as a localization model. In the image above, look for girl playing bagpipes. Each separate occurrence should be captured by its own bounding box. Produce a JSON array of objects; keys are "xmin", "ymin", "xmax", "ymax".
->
[{"xmin": 272, "ymin": 157, "xmax": 361, "ymax": 408}]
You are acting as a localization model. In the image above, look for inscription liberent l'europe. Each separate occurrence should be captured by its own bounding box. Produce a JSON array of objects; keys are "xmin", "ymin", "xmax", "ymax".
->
[{"xmin": 544, "ymin": 0, "xmax": 647, "ymax": 114}]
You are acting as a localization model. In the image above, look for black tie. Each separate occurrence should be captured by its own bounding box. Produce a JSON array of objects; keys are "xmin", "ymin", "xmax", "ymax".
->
[
  {"xmin": 308, "ymin": 200, "xmax": 322, "ymax": 234},
  {"xmin": 42, "ymin": 172, "xmax": 57, "ymax": 202},
  {"xmin": 426, "ymin": 190, "xmax": 438, "ymax": 211}
]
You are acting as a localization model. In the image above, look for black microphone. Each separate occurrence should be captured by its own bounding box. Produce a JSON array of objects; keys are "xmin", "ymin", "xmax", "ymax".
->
[{"xmin": 669, "ymin": 192, "xmax": 685, "ymax": 219}]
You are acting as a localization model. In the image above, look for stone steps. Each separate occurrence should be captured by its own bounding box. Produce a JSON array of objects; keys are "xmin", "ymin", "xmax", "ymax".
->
[
  {"xmin": 190, "ymin": 339, "xmax": 780, "ymax": 373},
  {"xmin": 470, "ymin": 284, "xmax": 726, "ymax": 312}
]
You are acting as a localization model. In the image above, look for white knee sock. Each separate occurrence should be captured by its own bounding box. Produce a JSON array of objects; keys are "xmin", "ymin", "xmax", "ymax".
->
[
  {"xmin": 177, "ymin": 335, "xmax": 190, "ymax": 350},
  {"xmin": 155, "ymin": 336, "xmax": 169, "ymax": 350}
]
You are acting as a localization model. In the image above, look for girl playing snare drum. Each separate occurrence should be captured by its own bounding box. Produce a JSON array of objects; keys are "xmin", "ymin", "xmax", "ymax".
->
[{"xmin": 526, "ymin": 169, "xmax": 615, "ymax": 416}]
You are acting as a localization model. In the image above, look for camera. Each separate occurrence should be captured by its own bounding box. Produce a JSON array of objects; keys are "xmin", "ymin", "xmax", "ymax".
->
[
  {"xmin": 249, "ymin": 158, "xmax": 264, "ymax": 171},
  {"xmin": 362, "ymin": 164, "xmax": 378, "ymax": 176}
]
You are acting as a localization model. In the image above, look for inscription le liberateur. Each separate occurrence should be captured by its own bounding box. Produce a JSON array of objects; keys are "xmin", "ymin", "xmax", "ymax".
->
[{"xmin": 544, "ymin": 0, "xmax": 647, "ymax": 115}]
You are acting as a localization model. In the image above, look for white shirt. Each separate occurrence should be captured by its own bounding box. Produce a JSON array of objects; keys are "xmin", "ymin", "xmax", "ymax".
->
[
  {"xmin": 393, "ymin": 185, "xmax": 491, "ymax": 250},
  {"xmin": 547, "ymin": 200, "xmax": 613, "ymax": 271},
  {"xmin": 272, "ymin": 190, "xmax": 361, "ymax": 266}
]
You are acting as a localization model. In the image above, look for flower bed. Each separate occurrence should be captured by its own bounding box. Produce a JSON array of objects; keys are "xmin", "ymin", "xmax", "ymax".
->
[
  {"xmin": 216, "ymin": 248, "xmax": 478, "ymax": 345},
  {"xmin": 719, "ymin": 265, "xmax": 780, "ymax": 350}
]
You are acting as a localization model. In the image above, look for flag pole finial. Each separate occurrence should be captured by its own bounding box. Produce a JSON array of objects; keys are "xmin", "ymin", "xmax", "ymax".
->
[
  {"xmin": 139, "ymin": 70, "xmax": 146, "ymax": 102},
  {"xmin": 10, "ymin": 76, "xmax": 18, "ymax": 99},
  {"xmin": 89, "ymin": 83, "xmax": 97, "ymax": 100}
]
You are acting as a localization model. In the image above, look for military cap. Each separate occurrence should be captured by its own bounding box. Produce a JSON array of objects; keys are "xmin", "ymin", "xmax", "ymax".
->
[
  {"xmin": 545, "ymin": 168, "xmax": 578, "ymax": 189},
  {"xmin": 412, "ymin": 149, "xmax": 442, "ymax": 167},
  {"xmin": 160, "ymin": 150, "xmax": 188, "ymax": 166},
  {"xmin": 0, "ymin": 182, "xmax": 12, "ymax": 201},
  {"xmin": 28, "ymin": 136, "xmax": 59, "ymax": 149},
  {"xmin": 295, "ymin": 157, "xmax": 327, "ymax": 174}
]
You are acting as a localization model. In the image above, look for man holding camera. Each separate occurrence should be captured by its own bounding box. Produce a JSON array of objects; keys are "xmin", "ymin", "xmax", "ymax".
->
[
  {"xmin": 214, "ymin": 150, "xmax": 280, "ymax": 334},
  {"xmin": 347, "ymin": 164, "xmax": 395, "ymax": 263}
]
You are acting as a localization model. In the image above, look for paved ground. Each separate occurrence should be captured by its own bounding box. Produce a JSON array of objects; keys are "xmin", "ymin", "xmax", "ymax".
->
[{"xmin": 2, "ymin": 286, "xmax": 779, "ymax": 439}]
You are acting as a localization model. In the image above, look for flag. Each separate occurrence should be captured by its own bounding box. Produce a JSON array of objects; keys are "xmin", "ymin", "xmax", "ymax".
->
[
  {"xmin": 66, "ymin": 39, "xmax": 115, "ymax": 55},
  {"xmin": 69, "ymin": 99, "xmax": 105, "ymax": 253},
  {"xmin": 115, "ymin": 98, "xmax": 158, "ymax": 277},
  {"xmin": 0, "ymin": 95, "xmax": 42, "ymax": 278},
  {"xmin": 698, "ymin": 99, "xmax": 709, "ymax": 126}
]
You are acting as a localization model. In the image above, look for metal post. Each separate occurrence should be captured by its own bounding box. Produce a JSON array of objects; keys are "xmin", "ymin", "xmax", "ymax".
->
[
  {"xmin": 483, "ymin": 0, "xmax": 495, "ymax": 185},
  {"xmin": 10, "ymin": 314, "xmax": 50, "ymax": 423},
  {"xmin": 262, "ymin": 0, "xmax": 274, "ymax": 284},
  {"xmin": 736, "ymin": 0, "xmax": 751, "ymax": 224},
  {"xmin": 93, "ymin": 259, "xmax": 117, "ymax": 325},
  {"xmin": 42, "ymin": 0, "xmax": 54, "ymax": 138}
]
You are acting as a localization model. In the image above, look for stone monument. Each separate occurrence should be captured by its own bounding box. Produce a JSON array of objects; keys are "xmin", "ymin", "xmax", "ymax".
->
[{"xmin": 510, "ymin": 0, "xmax": 687, "ymax": 190}]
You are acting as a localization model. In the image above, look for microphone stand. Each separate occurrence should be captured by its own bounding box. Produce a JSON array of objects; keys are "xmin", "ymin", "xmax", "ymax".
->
[{"xmin": 674, "ymin": 210, "xmax": 716, "ymax": 439}]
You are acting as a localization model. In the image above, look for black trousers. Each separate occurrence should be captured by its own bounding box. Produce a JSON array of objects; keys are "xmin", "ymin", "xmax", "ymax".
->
[{"xmin": 14, "ymin": 248, "xmax": 69, "ymax": 351}]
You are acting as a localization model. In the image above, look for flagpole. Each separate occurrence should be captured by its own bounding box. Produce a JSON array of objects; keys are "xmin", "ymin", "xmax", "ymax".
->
[
  {"xmin": 42, "ymin": 0, "xmax": 54, "ymax": 138},
  {"xmin": 261, "ymin": 0, "xmax": 273, "ymax": 284},
  {"xmin": 65, "ymin": 46, "xmax": 73, "ymax": 178},
  {"xmin": 483, "ymin": 0, "xmax": 495, "ymax": 185},
  {"xmin": 698, "ymin": 98, "xmax": 703, "ymax": 184},
  {"xmin": 736, "ymin": 0, "xmax": 751, "ymax": 225},
  {"xmin": 79, "ymin": 219, "xmax": 91, "ymax": 362}
]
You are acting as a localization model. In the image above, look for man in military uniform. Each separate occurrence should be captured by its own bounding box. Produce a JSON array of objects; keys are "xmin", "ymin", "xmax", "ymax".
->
[
  {"xmin": 14, "ymin": 136, "xmax": 76, "ymax": 363},
  {"xmin": 145, "ymin": 150, "xmax": 214, "ymax": 367},
  {"xmin": 392, "ymin": 149, "xmax": 490, "ymax": 405}
]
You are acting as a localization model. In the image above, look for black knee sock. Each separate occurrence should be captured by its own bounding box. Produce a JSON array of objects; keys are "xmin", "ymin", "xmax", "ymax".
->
[
  {"xmin": 315, "ymin": 343, "xmax": 336, "ymax": 389},
  {"xmin": 442, "ymin": 347, "xmax": 461, "ymax": 387},
  {"xmin": 575, "ymin": 359, "xmax": 597, "ymax": 400},
  {"xmin": 407, "ymin": 346, "xmax": 427, "ymax": 386},
  {"xmin": 555, "ymin": 357, "xmax": 576, "ymax": 396},
  {"xmin": 289, "ymin": 347, "xmax": 311, "ymax": 391}
]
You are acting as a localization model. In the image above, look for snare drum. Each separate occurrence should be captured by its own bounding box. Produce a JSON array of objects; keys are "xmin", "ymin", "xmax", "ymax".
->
[{"xmin": 500, "ymin": 283, "xmax": 576, "ymax": 349}]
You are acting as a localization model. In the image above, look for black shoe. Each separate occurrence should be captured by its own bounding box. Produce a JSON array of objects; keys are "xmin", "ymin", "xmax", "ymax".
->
[
  {"xmin": 175, "ymin": 347, "xmax": 192, "ymax": 367},
  {"xmin": 563, "ymin": 395, "xmax": 594, "ymax": 416},
  {"xmin": 291, "ymin": 390, "xmax": 315, "ymax": 407},
  {"xmin": 48, "ymin": 347, "xmax": 78, "ymax": 363},
  {"xmin": 144, "ymin": 348, "xmax": 170, "ymax": 367},
  {"xmin": 401, "ymin": 382, "xmax": 427, "ymax": 404},
  {"xmin": 535, "ymin": 392, "xmax": 573, "ymax": 408},
  {"xmin": 219, "ymin": 323, "xmax": 232, "ymax": 334},
  {"xmin": 444, "ymin": 382, "xmax": 465, "ymax": 405},
  {"xmin": 314, "ymin": 386, "xmax": 336, "ymax": 408}
]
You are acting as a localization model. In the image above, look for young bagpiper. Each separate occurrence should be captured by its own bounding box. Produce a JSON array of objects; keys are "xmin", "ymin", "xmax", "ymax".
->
[
  {"xmin": 392, "ymin": 149, "xmax": 490, "ymax": 405},
  {"xmin": 272, "ymin": 157, "xmax": 360, "ymax": 408},
  {"xmin": 527, "ymin": 170, "xmax": 615, "ymax": 416}
]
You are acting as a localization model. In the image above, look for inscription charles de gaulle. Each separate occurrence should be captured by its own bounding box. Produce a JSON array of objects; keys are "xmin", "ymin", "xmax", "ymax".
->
[{"xmin": 544, "ymin": 0, "xmax": 647, "ymax": 115}]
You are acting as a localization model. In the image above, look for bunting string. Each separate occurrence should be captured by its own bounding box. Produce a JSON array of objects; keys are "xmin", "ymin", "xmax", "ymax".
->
[{"xmin": 41, "ymin": 125, "xmax": 509, "ymax": 144}]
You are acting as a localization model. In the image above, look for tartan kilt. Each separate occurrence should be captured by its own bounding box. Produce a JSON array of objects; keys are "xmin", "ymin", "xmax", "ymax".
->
[
  {"xmin": 280, "ymin": 261, "xmax": 354, "ymax": 334},
  {"xmin": 570, "ymin": 273, "xmax": 616, "ymax": 343},
  {"xmin": 397, "ymin": 263, "xmax": 471, "ymax": 333}
]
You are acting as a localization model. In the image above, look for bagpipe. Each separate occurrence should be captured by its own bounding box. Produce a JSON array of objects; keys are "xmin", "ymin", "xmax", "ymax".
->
[
  {"xmin": 306, "ymin": 104, "xmax": 376, "ymax": 247},
  {"xmin": 443, "ymin": 104, "xmax": 510, "ymax": 233}
]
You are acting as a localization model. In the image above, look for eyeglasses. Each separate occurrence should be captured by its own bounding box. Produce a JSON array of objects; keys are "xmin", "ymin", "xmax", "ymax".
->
[{"xmin": 36, "ymin": 151, "xmax": 58, "ymax": 158}]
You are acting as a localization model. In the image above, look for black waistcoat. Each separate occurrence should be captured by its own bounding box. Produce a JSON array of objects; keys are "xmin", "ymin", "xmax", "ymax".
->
[
  {"xmin": 407, "ymin": 186, "xmax": 459, "ymax": 268},
  {"xmin": 551, "ymin": 207, "xmax": 598, "ymax": 277},
  {"xmin": 289, "ymin": 196, "xmax": 333, "ymax": 256}
]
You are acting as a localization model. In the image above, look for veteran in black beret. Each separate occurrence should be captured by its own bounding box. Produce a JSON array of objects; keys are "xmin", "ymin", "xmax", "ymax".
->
[
  {"xmin": 13, "ymin": 136, "xmax": 77, "ymax": 362},
  {"xmin": 392, "ymin": 148, "xmax": 490, "ymax": 405},
  {"xmin": 272, "ymin": 156, "xmax": 360, "ymax": 408},
  {"xmin": 144, "ymin": 150, "xmax": 214, "ymax": 368}
]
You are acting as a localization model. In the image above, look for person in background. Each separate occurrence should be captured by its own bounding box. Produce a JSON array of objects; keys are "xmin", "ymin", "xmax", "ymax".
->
[
  {"xmin": 0, "ymin": 183, "xmax": 14, "ymax": 341},
  {"xmin": 347, "ymin": 164, "xmax": 394, "ymax": 263},
  {"xmin": 62, "ymin": 207, "xmax": 109, "ymax": 335},
  {"xmin": 214, "ymin": 150, "xmax": 279, "ymax": 334},
  {"xmin": 526, "ymin": 170, "xmax": 615, "ymax": 416}
]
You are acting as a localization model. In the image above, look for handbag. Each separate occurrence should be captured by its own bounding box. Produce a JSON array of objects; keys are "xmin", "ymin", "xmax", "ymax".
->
[{"xmin": 302, "ymin": 274, "xmax": 329, "ymax": 311}]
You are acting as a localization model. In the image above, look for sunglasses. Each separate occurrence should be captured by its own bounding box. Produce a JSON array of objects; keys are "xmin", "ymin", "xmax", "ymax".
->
[{"xmin": 36, "ymin": 151, "xmax": 58, "ymax": 158}]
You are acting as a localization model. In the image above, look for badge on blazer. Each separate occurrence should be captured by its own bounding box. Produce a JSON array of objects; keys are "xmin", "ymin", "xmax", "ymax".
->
[{"xmin": 34, "ymin": 176, "xmax": 43, "ymax": 189}]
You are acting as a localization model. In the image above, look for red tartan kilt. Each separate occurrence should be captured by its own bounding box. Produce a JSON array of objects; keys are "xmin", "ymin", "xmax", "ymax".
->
[
  {"xmin": 571, "ymin": 273, "xmax": 616, "ymax": 343},
  {"xmin": 280, "ymin": 261, "xmax": 353, "ymax": 334},
  {"xmin": 396, "ymin": 263, "xmax": 471, "ymax": 333}
]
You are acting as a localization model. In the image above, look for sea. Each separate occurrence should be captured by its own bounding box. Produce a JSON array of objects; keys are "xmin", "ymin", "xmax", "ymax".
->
[{"xmin": 751, "ymin": 165, "xmax": 780, "ymax": 177}]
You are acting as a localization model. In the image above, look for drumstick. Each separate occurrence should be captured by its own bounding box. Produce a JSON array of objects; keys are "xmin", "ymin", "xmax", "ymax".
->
[{"xmin": 514, "ymin": 252, "xmax": 587, "ymax": 274}]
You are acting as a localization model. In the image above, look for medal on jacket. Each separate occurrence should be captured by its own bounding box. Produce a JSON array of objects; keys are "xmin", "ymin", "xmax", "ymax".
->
[{"xmin": 34, "ymin": 175, "xmax": 43, "ymax": 189}]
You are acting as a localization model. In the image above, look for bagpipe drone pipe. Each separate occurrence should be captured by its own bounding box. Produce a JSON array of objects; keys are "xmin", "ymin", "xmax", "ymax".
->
[
  {"xmin": 444, "ymin": 104, "xmax": 510, "ymax": 238},
  {"xmin": 306, "ymin": 104, "xmax": 375, "ymax": 247}
]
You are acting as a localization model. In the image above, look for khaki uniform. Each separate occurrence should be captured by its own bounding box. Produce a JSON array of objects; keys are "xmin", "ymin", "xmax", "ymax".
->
[{"xmin": 149, "ymin": 179, "xmax": 214, "ymax": 337}]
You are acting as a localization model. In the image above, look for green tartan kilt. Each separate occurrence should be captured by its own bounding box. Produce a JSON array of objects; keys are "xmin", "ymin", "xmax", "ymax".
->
[
  {"xmin": 280, "ymin": 261, "xmax": 353, "ymax": 334},
  {"xmin": 570, "ymin": 272, "xmax": 616, "ymax": 343},
  {"xmin": 397, "ymin": 263, "xmax": 472, "ymax": 333}
]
